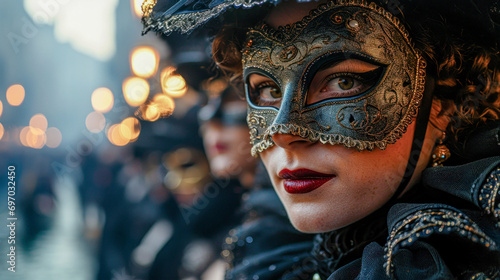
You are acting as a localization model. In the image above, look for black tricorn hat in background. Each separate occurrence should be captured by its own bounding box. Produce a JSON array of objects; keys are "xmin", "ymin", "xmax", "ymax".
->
[{"xmin": 161, "ymin": 31, "xmax": 214, "ymax": 92}]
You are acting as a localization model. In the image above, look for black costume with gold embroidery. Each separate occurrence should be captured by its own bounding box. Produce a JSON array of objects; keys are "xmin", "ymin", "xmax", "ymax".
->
[
  {"xmin": 311, "ymin": 144, "xmax": 500, "ymax": 279},
  {"xmin": 142, "ymin": 0, "xmax": 500, "ymax": 279}
]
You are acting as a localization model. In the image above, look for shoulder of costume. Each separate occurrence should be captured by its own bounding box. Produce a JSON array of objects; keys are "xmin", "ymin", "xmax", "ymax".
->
[
  {"xmin": 422, "ymin": 156, "xmax": 500, "ymax": 221},
  {"xmin": 384, "ymin": 203, "xmax": 500, "ymax": 275},
  {"xmin": 383, "ymin": 158, "xmax": 500, "ymax": 278}
]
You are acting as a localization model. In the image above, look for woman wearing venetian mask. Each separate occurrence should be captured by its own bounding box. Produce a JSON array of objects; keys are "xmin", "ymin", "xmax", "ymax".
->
[{"xmin": 143, "ymin": 0, "xmax": 500, "ymax": 278}]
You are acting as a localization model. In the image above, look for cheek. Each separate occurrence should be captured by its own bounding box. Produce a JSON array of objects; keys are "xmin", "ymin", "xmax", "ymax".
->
[
  {"xmin": 228, "ymin": 127, "xmax": 253, "ymax": 156},
  {"xmin": 260, "ymin": 148, "xmax": 282, "ymax": 189},
  {"xmin": 259, "ymin": 151, "xmax": 273, "ymax": 177},
  {"xmin": 201, "ymin": 133, "xmax": 215, "ymax": 157},
  {"xmin": 260, "ymin": 147, "xmax": 281, "ymax": 173},
  {"xmin": 236, "ymin": 128, "xmax": 253, "ymax": 149},
  {"xmin": 348, "ymin": 155, "xmax": 407, "ymax": 200},
  {"xmin": 201, "ymin": 130, "xmax": 211, "ymax": 144},
  {"xmin": 226, "ymin": 127, "xmax": 249, "ymax": 144},
  {"xmin": 356, "ymin": 154, "xmax": 407, "ymax": 194},
  {"xmin": 351, "ymin": 123, "xmax": 415, "ymax": 190}
]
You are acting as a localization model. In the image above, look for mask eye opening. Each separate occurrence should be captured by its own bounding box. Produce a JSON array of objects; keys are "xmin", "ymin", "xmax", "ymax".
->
[
  {"xmin": 301, "ymin": 52, "xmax": 387, "ymax": 109},
  {"xmin": 244, "ymin": 67, "xmax": 282, "ymax": 110}
]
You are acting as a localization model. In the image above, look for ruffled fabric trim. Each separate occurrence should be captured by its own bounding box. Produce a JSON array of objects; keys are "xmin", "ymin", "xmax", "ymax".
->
[{"xmin": 251, "ymin": 123, "xmax": 385, "ymax": 156}]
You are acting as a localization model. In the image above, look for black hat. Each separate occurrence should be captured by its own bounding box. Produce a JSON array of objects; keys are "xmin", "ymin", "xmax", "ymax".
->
[{"xmin": 142, "ymin": 0, "xmax": 500, "ymax": 48}]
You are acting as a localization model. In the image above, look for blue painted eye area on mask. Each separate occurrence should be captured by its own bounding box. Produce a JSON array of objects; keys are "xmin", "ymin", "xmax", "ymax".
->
[{"xmin": 242, "ymin": 2, "xmax": 426, "ymax": 156}]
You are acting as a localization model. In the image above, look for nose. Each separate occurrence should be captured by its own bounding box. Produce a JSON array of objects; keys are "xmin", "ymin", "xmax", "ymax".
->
[{"xmin": 271, "ymin": 132, "xmax": 314, "ymax": 150}]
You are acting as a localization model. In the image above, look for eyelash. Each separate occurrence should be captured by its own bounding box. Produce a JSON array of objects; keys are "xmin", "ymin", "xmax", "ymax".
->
[
  {"xmin": 255, "ymin": 81, "xmax": 277, "ymax": 94},
  {"xmin": 250, "ymin": 81, "xmax": 281, "ymax": 107},
  {"xmin": 323, "ymin": 73, "xmax": 364, "ymax": 94},
  {"xmin": 321, "ymin": 69, "xmax": 381, "ymax": 96}
]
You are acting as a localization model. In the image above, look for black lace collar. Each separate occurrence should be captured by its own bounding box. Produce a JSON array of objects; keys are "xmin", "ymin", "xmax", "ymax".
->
[{"xmin": 310, "ymin": 208, "xmax": 388, "ymax": 278}]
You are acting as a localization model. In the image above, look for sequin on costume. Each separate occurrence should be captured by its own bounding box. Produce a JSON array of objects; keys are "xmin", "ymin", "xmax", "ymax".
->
[
  {"xmin": 477, "ymin": 166, "xmax": 500, "ymax": 225},
  {"xmin": 384, "ymin": 207, "xmax": 498, "ymax": 277}
]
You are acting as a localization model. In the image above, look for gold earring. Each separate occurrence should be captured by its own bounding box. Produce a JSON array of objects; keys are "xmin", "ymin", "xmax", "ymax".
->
[{"xmin": 432, "ymin": 132, "xmax": 451, "ymax": 167}]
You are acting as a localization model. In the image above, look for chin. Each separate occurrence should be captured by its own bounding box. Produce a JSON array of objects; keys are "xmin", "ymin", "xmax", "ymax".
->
[
  {"xmin": 285, "ymin": 202, "xmax": 364, "ymax": 233},
  {"xmin": 209, "ymin": 156, "xmax": 238, "ymax": 178},
  {"xmin": 289, "ymin": 215, "xmax": 335, "ymax": 233},
  {"xmin": 285, "ymin": 205, "xmax": 341, "ymax": 233},
  {"xmin": 210, "ymin": 165, "xmax": 231, "ymax": 178}
]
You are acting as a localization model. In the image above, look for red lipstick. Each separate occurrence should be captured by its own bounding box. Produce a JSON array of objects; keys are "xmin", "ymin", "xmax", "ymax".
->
[
  {"xmin": 210, "ymin": 142, "xmax": 228, "ymax": 154},
  {"xmin": 279, "ymin": 169, "xmax": 335, "ymax": 194}
]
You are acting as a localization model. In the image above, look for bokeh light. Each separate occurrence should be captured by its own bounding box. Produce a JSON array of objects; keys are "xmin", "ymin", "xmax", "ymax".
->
[
  {"xmin": 131, "ymin": 46, "xmax": 159, "ymax": 78},
  {"xmin": 144, "ymin": 105, "xmax": 160, "ymax": 122},
  {"xmin": 123, "ymin": 77, "xmax": 150, "ymax": 107},
  {"xmin": 91, "ymin": 87, "xmax": 114, "ymax": 113},
  {"xmin": 46, "ymin": 127, "xmax": 62, "ymax": 148},
  {"xmin": 0, "ymin": 100, "xmax": 3, "ymax": 118},
  {"xmin": 26, "ymin": 127, "xmax": 46, "ymax": 149},
  {"xmin": 6, "ymin": 84, "xmax": 25, "ymax": 106},
  {"xmin": 152, "ymin": 94, "xmax": 175, "ymax": 116},
  {"xmin": 0, "ymin": 123, "xmax": 4, "ymax": 141},
  {"xmin": 138, "ymin": 94, "xmax": 175, "ymax": 122},
  {"xmin": 29, "ymin": 114, "xmax": 48, "ymax": 134},
  {"xmin": 161, "ymin": 67, "xmax": 187, "ymax": 98},
  {"xmin": 107, "ymin": 124, "xmax": 129, "ymax": 146},
  {"xmin": 19, "ymin": 127, "xmax": 29, "ymax": 147},
  {"xmin": 120, "ymin": 117, "xmax": 141, "ymax": 142},
  {"xmin": 131, "ymin": 0, "xmax": 144, "ymax": 17},
  {"xmin": 86, "ymin": 111, "xmax": 106, "ymax": 133}
]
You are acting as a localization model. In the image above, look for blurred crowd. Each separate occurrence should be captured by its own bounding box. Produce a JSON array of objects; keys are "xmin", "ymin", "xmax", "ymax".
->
[
  {"xmin": 0, "ymin": 24, "xmax": 294, "ymax": 280},
  {"xmin": 0, "ymin": 2, "xmax": 314, "ymax": 279}
]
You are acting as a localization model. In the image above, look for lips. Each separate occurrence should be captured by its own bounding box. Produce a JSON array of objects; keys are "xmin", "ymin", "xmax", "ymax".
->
[
  {"xmin": 279, "ymin": 169, "xmax": 335, "ymax": 194},
  {"xmin": 212, "ymin": 142, "xmax": 228, "ymax": 154}
]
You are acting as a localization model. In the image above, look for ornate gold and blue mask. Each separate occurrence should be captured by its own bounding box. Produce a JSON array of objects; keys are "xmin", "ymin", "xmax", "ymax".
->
[{"xmin": 242, "ymin": 1, "xmax": 426, "ymax": 156}]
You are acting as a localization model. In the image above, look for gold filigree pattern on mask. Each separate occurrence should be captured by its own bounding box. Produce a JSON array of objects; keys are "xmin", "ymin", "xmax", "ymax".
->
[{"xmin": 243, "ymin": 0, "xmax": 426, "ymax": 155}]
